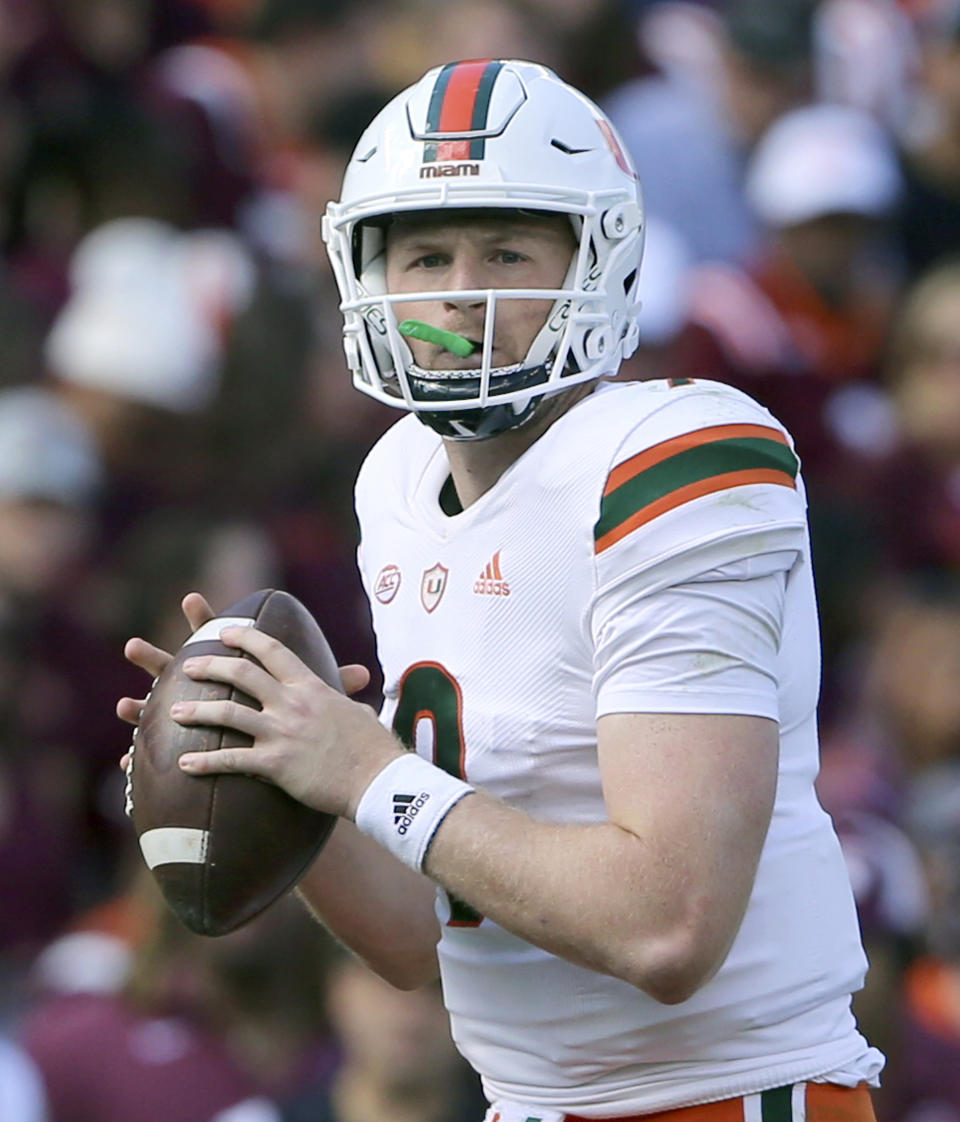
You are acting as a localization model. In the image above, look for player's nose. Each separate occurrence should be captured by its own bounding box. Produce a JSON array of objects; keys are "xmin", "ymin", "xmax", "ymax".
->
[{"xmin": 442, "ymin": 254, "xmax": 487, "ymax": 311}]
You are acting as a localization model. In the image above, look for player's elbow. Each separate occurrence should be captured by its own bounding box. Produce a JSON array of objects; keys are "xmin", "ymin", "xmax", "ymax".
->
[
  {"xmin": 621, "ymin": 926, "xmax": 728, "ymax": 1005},
  {"xmin": 638, "ymin": 960, "xmax": 712, "ymax": 1005}
]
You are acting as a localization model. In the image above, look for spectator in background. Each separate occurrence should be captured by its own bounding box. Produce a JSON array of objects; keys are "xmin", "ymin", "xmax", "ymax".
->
[
  {"xmin": 606, "ymin": 0, "xmax": 817, "ymax": 265},
  {"xmin": 720, "ymin": 0, "xmax": 818, "ymax": 151},
  {"xmin": 518, "ymin": 0, "xmax": 653, "ymax": 104},
  {"xmin": 282, "ymin": 952, "xmax": 487, "ymax": 1122},
  {"xmin": 111, "ymin": 509, "xmax": 283, "ymax": 660},
  {"xmin": 870, "ymin": 258, "xmax": 960, "ymax": 572},
  {"xmin": 896, "ymin": 4, "xmax": 960, "ymax": 279},
  {"xmin": 0, "ymin": 385, "xmax": 114, "ymax": 990},
  {"xmin": 885, "ymin": 762, "xmax": 960, "ymax": 1122},
  {"xmin": 831, "ymin": 810, "xmax": 928, "ymax": 1111},
  {"xmin": 855, "ymin": 576, "xmax": 960, "ymax": 777},
  {"xmin": 0, "ymin": 385, "xmax": 100, "ymax": 603},
  {"xmin": 686, "ymin": 101, "xmax": 903, "ymax": 410},
  {"xmin": 1, "ymin": 0, "xmax": 217, "ymax": 318},
  {"xmin": 812, "ymin": 0, "xmax": 920, "ymax": 133},
  {"xmin": 19, "ymin": 876, "xmax": 335, "ymax": 1122},
  {"xmin": 8, "ymin": 0, "xmax": 209, "ymax": 104},
  {"xmin": 812, "ymin": 569, "xmax": 960, "ymax": 992},
  {"xmin": 1, "ymin": 105, "xmax": 195, "ymax": 321},
  {"xmin": 367, "ymin": 0, "xmax": 557, "ymax": 95},
  {"xmin": 0, "ymin": 217, "xmax": 260, "ymax": 962},
  {"xmin": 814, "ymin": 569, "xmax": 960, "ymax": 1120},
  {"xmin": 816, "ymin": 784, "xmax": 930, "ymax": 1122},
  {"xmin": 150, "ymin": 0, "xmax": 383, "ymax": 245},
  {"xmin": 42, "ymin": 215, "xmax": 255, "ymax": 550}
]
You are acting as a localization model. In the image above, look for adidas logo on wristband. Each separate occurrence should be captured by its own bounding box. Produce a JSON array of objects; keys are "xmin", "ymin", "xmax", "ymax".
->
[
  {"xmin": 355, "ymin": 755, "xmax": 474, "ymax": 872},
  {"xmin": 393, "ymin": 791, "xmax": 431, "ymax": 834}
]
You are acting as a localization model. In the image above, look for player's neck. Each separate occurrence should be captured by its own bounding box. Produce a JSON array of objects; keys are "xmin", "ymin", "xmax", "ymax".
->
[{"xmin": 442, "ymin": 382, "xmax": 593, "ymax": 508}]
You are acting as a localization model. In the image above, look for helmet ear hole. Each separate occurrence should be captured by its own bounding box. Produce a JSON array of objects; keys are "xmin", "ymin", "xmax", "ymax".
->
[
  {"xmin": 584, "ymin": 327, "xmax": 613, "ymax": 362},
  {"xmin": 601, "ymin": 202, "xmax": 642, "ymax": 240}
]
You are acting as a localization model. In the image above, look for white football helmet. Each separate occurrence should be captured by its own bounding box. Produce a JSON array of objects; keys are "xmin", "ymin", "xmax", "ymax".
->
[{"xmin": 322, "ymin": 59, "xmax": 645, "ymax": 439}]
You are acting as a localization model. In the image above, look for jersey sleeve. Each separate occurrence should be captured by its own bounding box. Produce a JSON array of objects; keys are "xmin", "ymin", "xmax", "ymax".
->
[
  {"xmin": 589, "ymin": 382, "xmax": 810, "ymax": 718},
  {"xmin": 594, "ymin": 559, "xmax": 790, "ymax": 718}
]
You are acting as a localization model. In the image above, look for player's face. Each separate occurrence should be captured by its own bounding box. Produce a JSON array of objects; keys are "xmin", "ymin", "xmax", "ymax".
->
[{"xmin": 384, "ymin": 213, "xmax": 575, "ymax": 369}]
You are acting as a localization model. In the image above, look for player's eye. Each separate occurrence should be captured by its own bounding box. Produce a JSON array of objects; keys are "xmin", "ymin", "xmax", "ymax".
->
[
  {"xmin": 495, "ymin": 249, "xmax": 526, "ymax": 265},
  {"xmin": 413, "ymin": 252, "xmax": 447, "ymax": 269}
]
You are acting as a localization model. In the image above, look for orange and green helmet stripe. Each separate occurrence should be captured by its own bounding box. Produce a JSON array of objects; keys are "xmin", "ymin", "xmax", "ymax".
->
[
  {"xmin": 423, "ymin": 59, "xmax": 504, "ymax": 162},
  {"xmin": 594, "ymin": 423, "xmax": 799, "ymax": 554}
]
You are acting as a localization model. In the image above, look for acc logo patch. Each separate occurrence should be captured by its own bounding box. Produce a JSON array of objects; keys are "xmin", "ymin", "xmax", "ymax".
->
[
  {"xmin": 374, "ymin": 564, "xmax": 402, "ymax": 604},
  {"xmin": 420, "ymin": 563, "xmax": 449, "ymax": 613}
]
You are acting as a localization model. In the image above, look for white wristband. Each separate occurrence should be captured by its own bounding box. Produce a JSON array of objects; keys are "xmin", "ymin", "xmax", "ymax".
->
[{"xmin": 354, "ymin": 753, "xmax": 474, "ymax": 872}]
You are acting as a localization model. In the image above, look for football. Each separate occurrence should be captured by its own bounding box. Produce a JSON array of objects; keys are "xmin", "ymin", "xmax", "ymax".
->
[{"xmin": 126, "ymin": 588, "xmax": 341, "ymax": 936}]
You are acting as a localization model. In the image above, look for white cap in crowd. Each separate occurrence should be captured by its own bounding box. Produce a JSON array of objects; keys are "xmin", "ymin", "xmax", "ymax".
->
[
  {"xmin": 745, "ymin": 103, "xmax": 903, "ymax": 228},
  {"xmin": 0, "ymin": 385, "xmax": 102, "ymax": 506},
  {"xmin": 44, "ymin": 218, "xmax": 255, "ymax": 414}
]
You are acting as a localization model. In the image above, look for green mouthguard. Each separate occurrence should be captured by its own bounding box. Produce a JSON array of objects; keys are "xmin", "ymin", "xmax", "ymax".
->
[{"xmin": 398, "ymin": 319, "xmax": 475, "ymax": 358}]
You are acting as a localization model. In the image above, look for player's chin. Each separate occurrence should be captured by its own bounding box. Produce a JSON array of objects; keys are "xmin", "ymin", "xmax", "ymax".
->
[{"xmin": 420, "ymin": 347, "xmax": 512, "ymax": 372}]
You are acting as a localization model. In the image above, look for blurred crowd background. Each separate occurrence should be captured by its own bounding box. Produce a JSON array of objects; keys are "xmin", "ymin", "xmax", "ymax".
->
[{"xmin": 2, "ymin": 0, "xmax": 960, "ymax": 1119}]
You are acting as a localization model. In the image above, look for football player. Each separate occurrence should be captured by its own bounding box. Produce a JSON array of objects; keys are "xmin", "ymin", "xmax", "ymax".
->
[{"xmin": 120, "ymin": 60, "xmax": 884, "ymax": 1122}]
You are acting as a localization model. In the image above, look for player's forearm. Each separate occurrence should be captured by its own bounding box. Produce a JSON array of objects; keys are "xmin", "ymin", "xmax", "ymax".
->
[
  {"xmin": 296, "ymin": 818, "xmax": 441, "ymax": 990},
  {"xmin": 422, "ymin": 792, "xmax": 746, "ymax": 1004}
]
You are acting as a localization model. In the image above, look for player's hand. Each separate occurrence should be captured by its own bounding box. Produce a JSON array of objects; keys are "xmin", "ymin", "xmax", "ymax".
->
[
  {"xmin": 116, "ymin": 592, "xmax": 216, "ymax": 768},
  {"xmin": 167, "ymin": 624, "xmax": 402, "ymax": 820}
]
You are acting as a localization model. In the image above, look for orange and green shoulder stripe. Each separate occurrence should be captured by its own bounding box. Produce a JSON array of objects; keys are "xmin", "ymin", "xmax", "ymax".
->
[{"xmin": 594, "ymin": 422, "xmax": 799, "ymax": 554}]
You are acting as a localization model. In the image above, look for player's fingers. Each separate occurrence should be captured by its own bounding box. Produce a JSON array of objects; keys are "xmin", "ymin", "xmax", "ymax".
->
[
  {"xmin": 183, "ymin": 592, "xmax": 216, "ymax": 633},
  {"xmin": 124, "ymin": 637, "xmax": 171, "ymax": 678},
  {"xmin": 171, "ymin": 698, "xmax": 261, "ymax": 736},
  {"xmin": 182, "ymin": 652, "xmax": 281, "ymax": 702},
  {"xmin": 340, "ymin": 664, "xmax": 370, "ymax": 695},
  {"xmin": 178, "ymin": 744, "xmax": 268, "ymax": 778},
  {"xmin": 218, "ymin": 625, "xmax": 312, "ymax": 684},
  {"xmin": 120, "ymin": 752, "xmax": 131, "ymax": 772},
  {"xmin": 117, "ymin": 696, "xmax": 147, "ymax": 726}
]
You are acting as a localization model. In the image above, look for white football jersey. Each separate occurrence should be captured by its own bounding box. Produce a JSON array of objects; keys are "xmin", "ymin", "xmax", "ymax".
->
[{"xmin": 354, "ymin": 379, "xmax": 882, "ymax": 1115}]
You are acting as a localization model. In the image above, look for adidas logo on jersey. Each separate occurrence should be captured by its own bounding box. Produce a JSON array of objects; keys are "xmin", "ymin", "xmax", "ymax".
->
[
  {"xmin": 393, "ymin": 791, "xmax": 430, "ymax": 835},
  {"xmin": 474, "ymin": 550, "xmax": 510, "ymax": 596}
]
